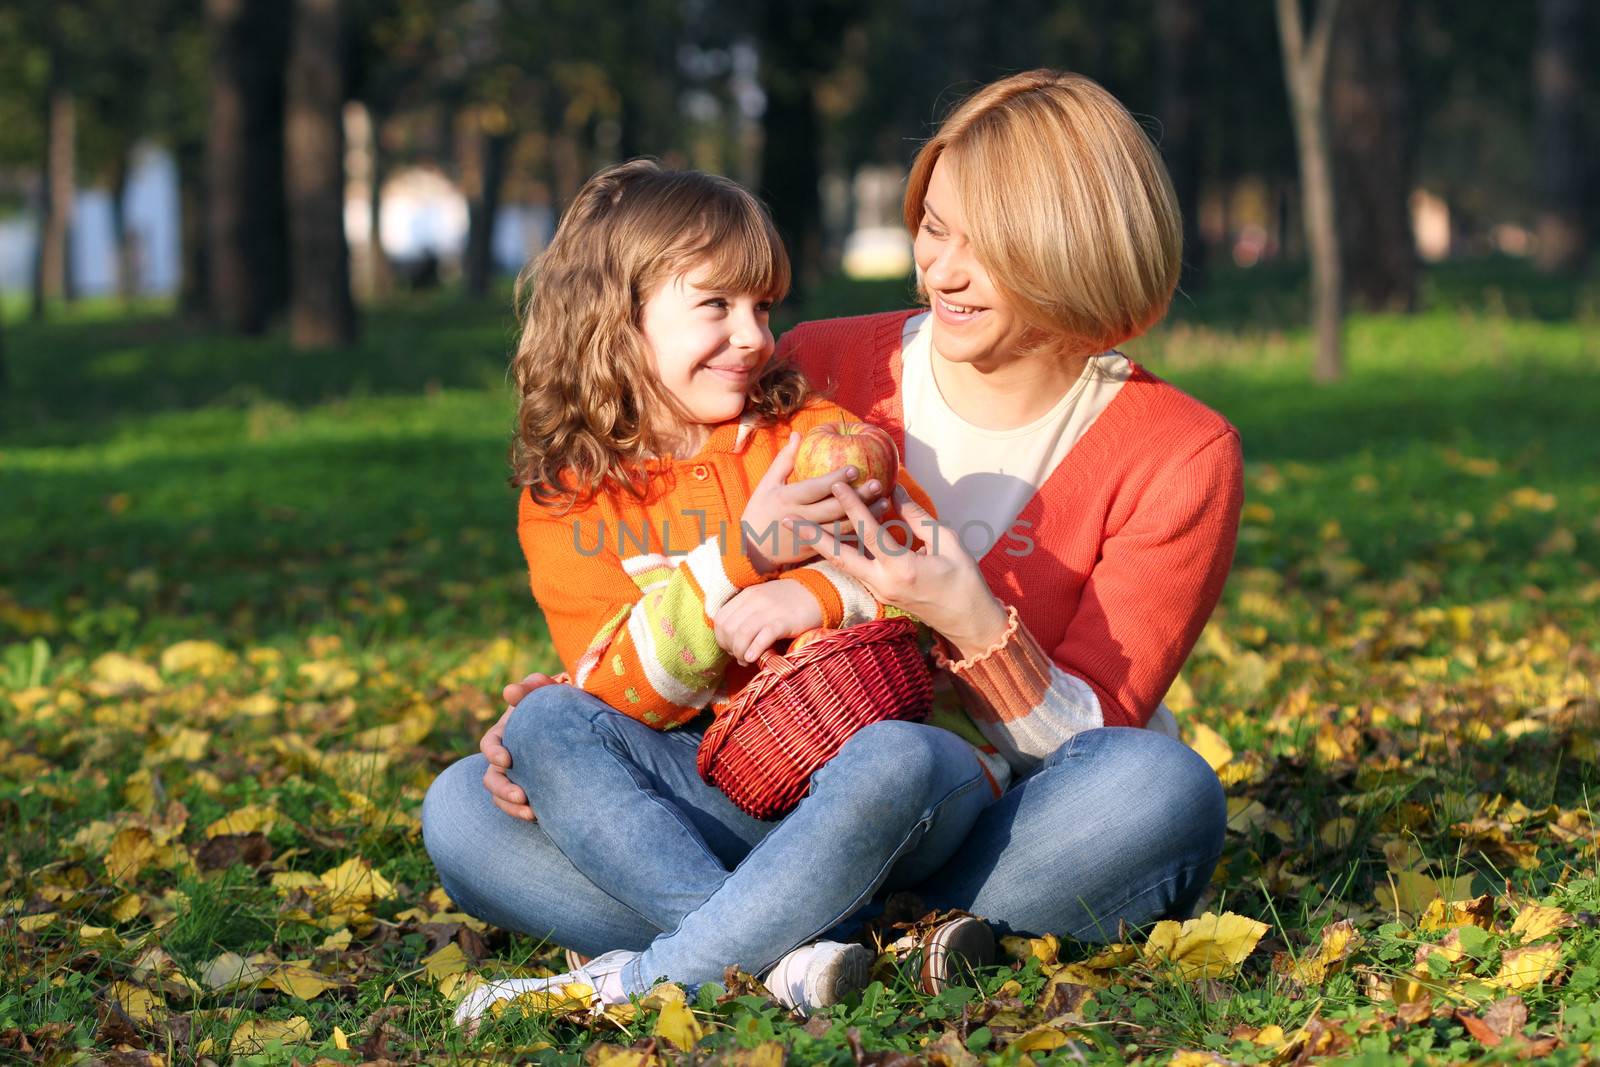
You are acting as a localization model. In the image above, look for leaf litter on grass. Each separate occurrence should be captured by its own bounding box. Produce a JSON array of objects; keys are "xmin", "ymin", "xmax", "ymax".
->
[{"xmin": 4, "ymin": 303, "xmax": 1600, "ymax": 1063}]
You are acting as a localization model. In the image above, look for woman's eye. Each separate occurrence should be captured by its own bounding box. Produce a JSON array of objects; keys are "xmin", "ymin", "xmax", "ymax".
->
[
  {"xmin": 755, "ymin": 300, "xmax": 774, "ymax": 313},
  {"xmin": 704, "ymin": 298, "xmax": 728, "ymax": 309},
  {"xmin": 920, "ymin": 223, "xmax": 945, "ymax": 238}
]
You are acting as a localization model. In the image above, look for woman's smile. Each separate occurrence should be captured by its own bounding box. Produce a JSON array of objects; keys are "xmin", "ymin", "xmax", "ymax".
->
[{"xmin": 933, "ymin": 292, "xmax": 988, "ymax": 326}]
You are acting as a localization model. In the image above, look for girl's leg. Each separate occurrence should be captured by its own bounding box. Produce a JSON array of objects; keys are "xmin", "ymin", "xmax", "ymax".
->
[
  {"xmin": 499, "ymin": 684, "xmax": 773, "ymax": 931},
  {"xmin": 911, "ymin": 727, "xmax": 1227, "ymax": 941},
  {"xmin": 421, "ymin": 754, "xmax": 662, "ymax": 955},
  {"xmin": 616, "ymin": 719, "xmax": 994, "ymax": 994}
]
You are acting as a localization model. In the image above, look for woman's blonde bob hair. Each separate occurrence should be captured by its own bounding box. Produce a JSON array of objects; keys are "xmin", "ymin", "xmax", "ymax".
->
[
  {"xmin": 509, "ymin": 159, "xmax": 807, "ymax": 508},
  {"xmin": 905, "ymin": 70, "xmax": 1182, "ymax": 357}
]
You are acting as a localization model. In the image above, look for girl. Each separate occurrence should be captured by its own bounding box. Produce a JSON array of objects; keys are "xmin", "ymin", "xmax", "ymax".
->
[{"xmin": 441, "ymin": 160, "xmax": 999, "ymax": 1026}]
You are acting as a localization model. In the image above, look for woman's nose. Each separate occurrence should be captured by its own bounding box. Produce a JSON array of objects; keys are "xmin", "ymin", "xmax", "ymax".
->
[{"xmin": 924, "ymin": 244, "xmax": 967, "ymax": 291}]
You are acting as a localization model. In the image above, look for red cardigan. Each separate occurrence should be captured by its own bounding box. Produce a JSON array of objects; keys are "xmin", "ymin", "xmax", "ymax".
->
[{"xmin": 777, "ymin": 310, "xmax": 1243, "ymax": 729}]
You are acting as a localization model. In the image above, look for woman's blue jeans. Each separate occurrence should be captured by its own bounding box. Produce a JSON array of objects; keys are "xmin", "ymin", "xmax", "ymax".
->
[{"xmin": 422, "ymin": 684, "xmax": 1226, "ymax": 993}]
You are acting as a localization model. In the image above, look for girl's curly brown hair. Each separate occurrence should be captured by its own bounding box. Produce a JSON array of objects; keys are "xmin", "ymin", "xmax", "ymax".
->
[{"xmin": 509, "ymin": 159, "xmax": 810, "ymax": 510}]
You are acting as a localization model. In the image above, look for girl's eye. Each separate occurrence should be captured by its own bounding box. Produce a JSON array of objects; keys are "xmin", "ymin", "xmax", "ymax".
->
[
  {"xmin": 703, "ymin": 297, "xmax": 728, "ymax": 309},
  {"xmin": 755, "ymin": 300, "xmax": 774, "ymax": 313},
  {"xmin": 920, "ymin": 223, "xmax": 945, "ymax": 239}
]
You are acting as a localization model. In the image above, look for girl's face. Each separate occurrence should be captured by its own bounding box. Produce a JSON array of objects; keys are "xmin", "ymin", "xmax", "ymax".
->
[
  {"xmin": 639, "ymin": 266, "xmax": 775, "ymax": 437},
  {"xmin": 913, "ymin": 157, "xmax": 1032, "ymax": 370}
]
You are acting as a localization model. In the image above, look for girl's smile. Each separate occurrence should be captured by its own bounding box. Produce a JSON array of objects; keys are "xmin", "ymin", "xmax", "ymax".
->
[{"xmin": 640, "ymin": 266, "xmax": 776, "ymax": 443}]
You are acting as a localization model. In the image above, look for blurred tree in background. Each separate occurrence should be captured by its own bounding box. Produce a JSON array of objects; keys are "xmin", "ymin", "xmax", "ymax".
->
[{"xmin": 0, "ymin": 0, "xmax": 1593, "ymax": 376}]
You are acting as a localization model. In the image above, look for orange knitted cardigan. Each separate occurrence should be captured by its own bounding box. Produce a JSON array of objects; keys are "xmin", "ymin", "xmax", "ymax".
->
[{"xmin": 778, "ymin": 310, "xmax": 1244, "ymax": 737}]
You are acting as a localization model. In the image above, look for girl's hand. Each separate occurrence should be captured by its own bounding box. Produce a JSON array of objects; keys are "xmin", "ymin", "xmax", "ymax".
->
[
  {"xmin": 713, "ymin": 579, "xmax": 825, "ymax": 665},
  {"xmin": 740, "ymin": 433, "xmax": 892, "ymax": 573},
  {"xmin": 793, "ymin": 485, "xmax": 1011, "ymax": 659},
  {"xmin": 480, "ymin": 672, "xmax": 560, "ymax": 821}
]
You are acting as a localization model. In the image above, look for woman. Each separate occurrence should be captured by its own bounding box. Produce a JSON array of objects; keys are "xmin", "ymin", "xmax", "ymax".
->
[{"xmin": 424, "ymin": 69, "xmax": 1240, "ymax": 1020}]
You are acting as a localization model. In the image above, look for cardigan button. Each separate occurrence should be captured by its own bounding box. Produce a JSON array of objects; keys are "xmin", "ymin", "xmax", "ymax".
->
[{"xmin": 690, "ymin": 464, "xmax": 710, "ymax": 480}]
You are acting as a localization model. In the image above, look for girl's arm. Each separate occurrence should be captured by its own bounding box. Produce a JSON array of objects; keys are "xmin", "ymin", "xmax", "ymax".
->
[{"xmin": 518, "ymin": 495, "xmax": 767, "ymax": 729}]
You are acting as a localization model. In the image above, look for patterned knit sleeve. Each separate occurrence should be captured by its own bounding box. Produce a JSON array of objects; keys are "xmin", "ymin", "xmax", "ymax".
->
[
  {"xmin": 518, "ymin": 494, "xmax": 768, "ymax": 730},
  {"xmin": 934, "ymin": 430, "xmax": 1243, "ymax": 771}
]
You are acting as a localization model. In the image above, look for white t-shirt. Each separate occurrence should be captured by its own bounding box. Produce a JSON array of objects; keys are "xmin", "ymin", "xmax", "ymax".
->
[{"xmin": 899, "ymin": 312, "xmax": 1130, "ymax": 558}]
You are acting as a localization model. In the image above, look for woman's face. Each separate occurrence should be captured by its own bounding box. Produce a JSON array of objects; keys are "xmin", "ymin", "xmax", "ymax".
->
[
  {"xmin": 638, "ymin": 264, "xmax": 775, "ymax": 433},
  {"xmin": 913, "ymin": 157, "xmax": 1032, "ymax": 369}
]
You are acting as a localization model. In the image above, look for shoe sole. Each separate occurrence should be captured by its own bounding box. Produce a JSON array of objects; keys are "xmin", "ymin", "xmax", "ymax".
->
[
  {"xmin": 806, "ymin": 943, "xmax": 873, "ymax": 1012},
  {"xmin": 920, "ymin": 918, "xmax": 996, "ymax": 995}
]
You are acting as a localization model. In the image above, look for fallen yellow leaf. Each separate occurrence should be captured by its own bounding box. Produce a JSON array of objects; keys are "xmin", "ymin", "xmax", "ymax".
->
[
  {"xmin": 160, "ymin": 640, "xmax": 236, "ymax": 675},
  {"xmin": 265, "ymin": 962, "xmax": 342, "ymax": 1000},
  {"xmin": 318, "ymin": 857, "xmax": 396, "ymax": 904},
  {"xmin": 1377, "ymin": 871, "xmax": 1476, "ymax": 921},
  {"xmin": 1509, "ymin": 904, "xmax": 1574, "ymax": 944},
  {"xmin": 107, "ymin": 981, "xmax": 165, "ymax": 1023},
  {"xmin": 205, "ymin": 804, "xmax": 278, "ymax": 838},
  {"xmin": 653, "ymin": 998, "xmax": 705, "ymax": 1051},
  {"xmin": 1010, "ymin": 1026, "xmax": 1073, "ymax": 1053},
  {"xmin": 1286, "ymin": 919, "xmax": 1363, "ymax": 985},
  {"xmin": 422, "ymin": 942, "xmax": 469, "ymax": 984},
  {"xmin": 1487, "ymin": 942, "xmax": 1562, "ymax": 990},
  {"xmin": 199, "ymin": 951, "xmax": 270, "ymax": 992},
  {"xmin": 1186, "ymin": 722, "xmax": 1233, "ymax": 771},
  {"xmin": 229, "ymin": 1015, "xmax": 311, "ymax": 1054},
  {"xmin": 1142, "ymin": 911, "xmax": 1268, "ymax": 980},
  {"xmin": 91, "ymin": 652, "xmax": 163, "ymax": 693},
  {"xmin": 589, "ymin": 1046, "xmax": 660, "ymax": 1067}
]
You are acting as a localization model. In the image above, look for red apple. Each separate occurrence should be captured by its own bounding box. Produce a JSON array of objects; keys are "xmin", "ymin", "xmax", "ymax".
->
[
  {"xmin": 791, "ymin": 421, "xmax": 899, "ymax": 493},
  {"xmin": 788, "ymin": 627, "xmax": 838, "ymax": 654}
]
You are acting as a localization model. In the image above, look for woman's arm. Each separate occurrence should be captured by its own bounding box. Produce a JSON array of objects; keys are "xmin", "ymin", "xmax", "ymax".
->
[{"xmin": 803, "ymin": 430, "xmax": 1243, "ymax": 769}]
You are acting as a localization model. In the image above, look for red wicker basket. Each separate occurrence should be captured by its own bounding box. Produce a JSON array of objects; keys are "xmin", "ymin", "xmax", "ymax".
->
[{"xmin": 696, "ymin": 616, "xmax": 934, "ymax": 820}]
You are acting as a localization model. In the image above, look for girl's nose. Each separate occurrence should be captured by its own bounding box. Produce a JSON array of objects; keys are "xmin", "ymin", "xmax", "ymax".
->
[{"xmin": 730, "ymin": 311, "xmax": 770, "ymax": 351}]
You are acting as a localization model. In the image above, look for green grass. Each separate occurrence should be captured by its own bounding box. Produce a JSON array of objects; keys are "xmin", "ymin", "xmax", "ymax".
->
[{"xmin": 2, "ymin": 265, "xmax": 1599, "ymax": 1064}]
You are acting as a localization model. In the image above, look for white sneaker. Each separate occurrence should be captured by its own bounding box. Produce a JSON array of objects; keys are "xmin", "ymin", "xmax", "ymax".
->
[
  {"xmin": 761, "ymin": 940, "xmax": 873, "ymax": 1016},
  {"xmin": 453, "ymin": 948, "xmax": 635, "ymax": 1032}
]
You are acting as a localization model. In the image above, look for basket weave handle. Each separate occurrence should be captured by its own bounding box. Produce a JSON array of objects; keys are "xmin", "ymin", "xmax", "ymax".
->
[{"xmin": 757, "ymin": 649, "xmax": 799, "ymax": 677}]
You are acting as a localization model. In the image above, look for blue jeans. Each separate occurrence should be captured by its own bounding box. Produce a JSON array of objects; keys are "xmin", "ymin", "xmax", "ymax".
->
[{"xmin": 422, "ymin": 685, "xmax": 1225, "ymax": 992}]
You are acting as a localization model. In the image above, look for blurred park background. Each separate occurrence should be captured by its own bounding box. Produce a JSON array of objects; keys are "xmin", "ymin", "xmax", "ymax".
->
[{"xmin": 3, "ymin": 2, "xmax": 1600, "ymax": 1062}]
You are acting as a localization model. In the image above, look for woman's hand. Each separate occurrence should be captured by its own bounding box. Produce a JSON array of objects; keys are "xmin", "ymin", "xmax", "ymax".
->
[
  {"xmin": 741, "ymin": 433, "xmax": 892, "ymax": 574},
  {"xmin": 713, "ymin": 579, "xmax": 825, "ymax": 665},
  {"xmin": 480, "ymin": 672, "xmax": 559, "ymax": 821},
  {"xmin": 792, "ymin": 485, "xmax": 1011, "ymax": 659}
]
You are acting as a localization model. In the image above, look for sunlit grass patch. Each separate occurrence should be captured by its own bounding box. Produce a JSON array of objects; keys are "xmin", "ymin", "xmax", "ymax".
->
[{"xmin": 2, "ymin": 276, "xmax": 1598, "ymax": 1063}]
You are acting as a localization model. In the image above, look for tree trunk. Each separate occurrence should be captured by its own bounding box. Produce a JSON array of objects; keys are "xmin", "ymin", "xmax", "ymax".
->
[
  {"xmin": 206, "ymin": 0, "xmax": 289, "ymax": 334},
  {"xmin": 285, "ymin": 0, "xmax": 355, "ymax": 347},
  {"xmin": 108, "ymin": 145, "xmax": 136, "ymax": 303},
  {"xmin": 1276, "ymin": 0, "xmax": 1344, "ymax": 383},
  {"xmin": 176, "ymin": 131, "xmax": 210, "ymax": 319},
  {"xmin": 32, "ymin": 83, "xmax": 76, "ymax": 321},
  {"xmin": 367, "ymin": 108, "xmax": 390, "ymax": 298},
  {"xmin": 1330, "ymin": 0, "xmax": 1416, "ymax": 310},
  {"xmin": 1533, "ymin": 0, "xmax": 1587, "ymax": 272},
  {"xmin": 758, "ymin": 17, "xmax": 822, "ymax": 299},
  {"xmin": 464, "ymin": 125, "xmax": 510, "ymax": 299},
  {"xmin": 1158, "ymin": 0, "xmax": 1207, "ymax": 292}
]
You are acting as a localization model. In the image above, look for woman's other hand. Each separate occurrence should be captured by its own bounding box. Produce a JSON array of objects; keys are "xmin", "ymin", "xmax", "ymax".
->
[
  {"xmin": 713, "ymin": 579, "xmax": 826, "ymax": 666},
  {"xmin": 741, "ymin": 433, "xmax": 892, "ymax": 573},
  {"xmin": 481, "ymin": 672, "xmax": 559, "ymax": 821},
  {"xmin": 795, "ymin": 485, "xmax": 1010, "ymax": 659}
]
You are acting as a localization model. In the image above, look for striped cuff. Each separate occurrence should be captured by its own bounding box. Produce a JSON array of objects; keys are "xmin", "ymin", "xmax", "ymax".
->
[
  {"xmin": 781, "ymin": 567, "xmax": 845, "ymax": 629},
  {"xmin": 685, "ymin": 539, "xmax": 767, "ymax": 621},
  {"xmin": 933, "ymin": 604, "xmax": 1053, "ymax": 724}
]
